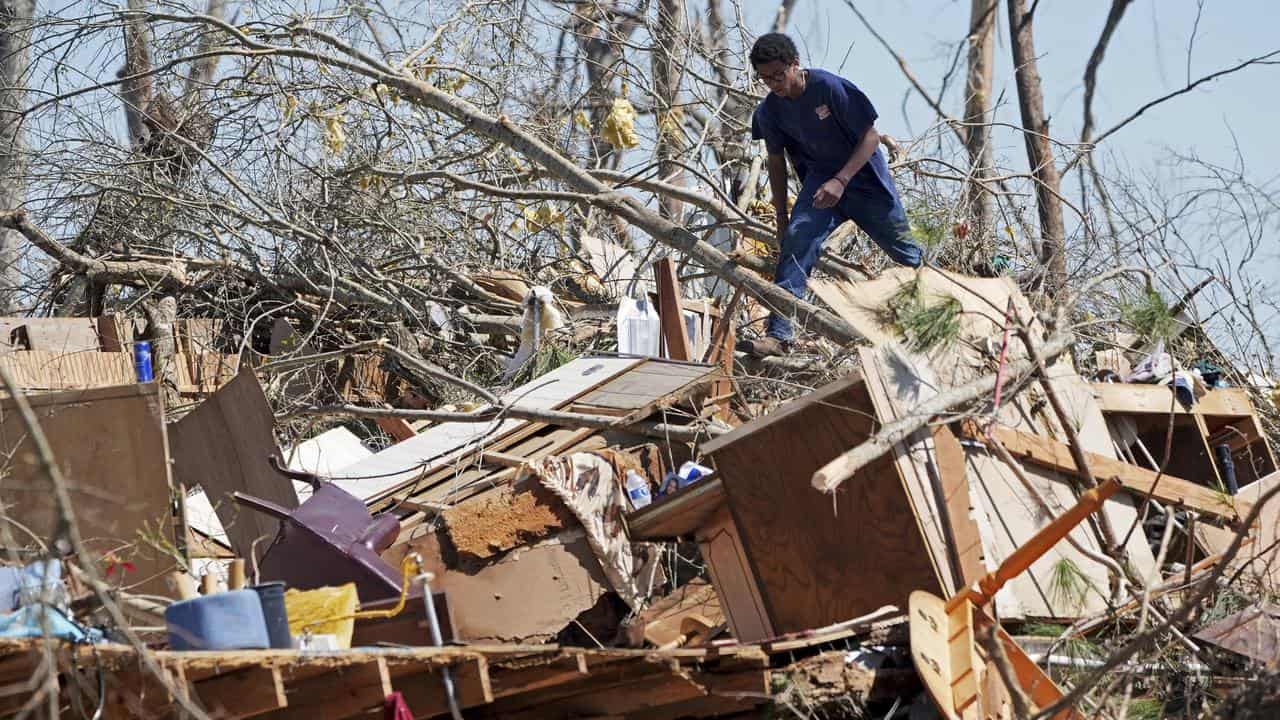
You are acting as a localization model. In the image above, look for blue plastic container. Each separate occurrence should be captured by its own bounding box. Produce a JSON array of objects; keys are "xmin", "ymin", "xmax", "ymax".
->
[
  {"xmin": 165, "ymin": 589, "xmax": 270, "ymax": 651},
  {"xmin": 251, "ymin": 582, "xmax": 292, "ymax": 649},
  {"xmin": 133, "ymin": 341, "xmax": 154, "ymax": 382}
]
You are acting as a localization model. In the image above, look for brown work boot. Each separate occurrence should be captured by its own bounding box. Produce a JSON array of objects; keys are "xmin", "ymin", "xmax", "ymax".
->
[{"xmin": 736, "ymin": 336, "xmax": 791, "ymax": 358}]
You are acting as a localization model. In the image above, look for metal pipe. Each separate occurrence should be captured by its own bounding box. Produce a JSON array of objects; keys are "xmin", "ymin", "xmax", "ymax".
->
[{"xmin": 416, "ymin": 559, "xmax": 463, "ymax": 720}]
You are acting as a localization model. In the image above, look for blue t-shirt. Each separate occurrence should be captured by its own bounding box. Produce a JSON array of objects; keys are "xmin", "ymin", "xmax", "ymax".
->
[{"xmin": 751, "ymin": 68, "xmax": 895, "ymax": 197}]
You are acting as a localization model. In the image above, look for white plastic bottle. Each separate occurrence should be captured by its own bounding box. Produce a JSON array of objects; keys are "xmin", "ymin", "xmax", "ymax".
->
[{"xmin": 624, "ymin": 469, "xmax": 653, "ymax": 509}]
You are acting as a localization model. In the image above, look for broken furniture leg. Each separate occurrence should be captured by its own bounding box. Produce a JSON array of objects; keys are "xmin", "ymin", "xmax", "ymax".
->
[{"xmin": 910, "ymin": 477, "xmax": 1121, "ymax": 720}]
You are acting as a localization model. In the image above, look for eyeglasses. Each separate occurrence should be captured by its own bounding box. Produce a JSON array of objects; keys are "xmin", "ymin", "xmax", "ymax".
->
[{"xmin": 755, "ymin": 68, "xmax": 789, "ymax": 84}]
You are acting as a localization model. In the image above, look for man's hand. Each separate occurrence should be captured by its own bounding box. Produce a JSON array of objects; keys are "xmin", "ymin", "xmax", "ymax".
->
[{"xmin": 812, "ymin": 177, "xmax": 846, "ymax": 209}]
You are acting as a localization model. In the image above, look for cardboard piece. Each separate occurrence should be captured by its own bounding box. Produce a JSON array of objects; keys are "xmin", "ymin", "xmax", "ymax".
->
[{"xmin": 168, "ymin": 367, "xmax": 298, "ymax": 558}]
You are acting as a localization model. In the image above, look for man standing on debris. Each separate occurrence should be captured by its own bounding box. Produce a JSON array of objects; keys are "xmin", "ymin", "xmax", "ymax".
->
[{"xmin": 740, "ymin": 33, "xmax": 922, "ymax": 357}]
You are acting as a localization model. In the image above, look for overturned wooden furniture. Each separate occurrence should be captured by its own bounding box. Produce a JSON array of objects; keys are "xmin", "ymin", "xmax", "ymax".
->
[
  {"xmin": 632, "ymin": 369, "xmax": 975, "ymax": 642},
  {"xmin": 911, "ymin": 479, "xmax": 1120, "ymax": 720}
]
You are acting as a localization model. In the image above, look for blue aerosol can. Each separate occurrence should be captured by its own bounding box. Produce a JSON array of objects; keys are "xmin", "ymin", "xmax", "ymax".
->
[{"xmin": 133, "ymin": 341, "xmax": 154, "ymax": 382}]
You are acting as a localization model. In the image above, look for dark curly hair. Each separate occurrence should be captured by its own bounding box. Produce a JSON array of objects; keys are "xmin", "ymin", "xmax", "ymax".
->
[{"xmin": 749, "ymin": 33, "xmax": 799, "ymax": 68}]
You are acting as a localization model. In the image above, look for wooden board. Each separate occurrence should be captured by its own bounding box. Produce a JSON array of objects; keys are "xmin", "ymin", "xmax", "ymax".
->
[
  {"xmin": 0, "ymin": 383, "xmax": 182, "ymax": 597},
  {"xmin": 697, "ymin": 504, "xmax": 772, "ymax": 643},
  {"xmin": 976, "ymin": 423, "xmax": 1250, "ymax": 522},
  {"xmin": 10, "ymin": 317, "xmax": 103, "ymax": 352},
  {"xmin": 569, "ymin": 359, "xmax": 715, "ymax": 422},
  {"xmin": 857, "ymin": 345, "xmax": 970, "ymax": 595},
  {"xmin": 626, "ymin": 476, "xmax": 726, "ymax": 541},
  {"xmin": 0, "ymin": 350, "xmax": 134, "ymax": 391},
  {"xmin": 168, "ymin": 366, "xmax": 298, "ymax": 558},
  {"xmin": 704, "ymin": 372, "xmax": 943, "ymax": 636},
  {"xmin": 1093, "ymin": 382, "xmax": 1256, "ymax": 417},
  {"xmin": 654, "ymin": 258, "xmax": 693, "ymax": 361}
]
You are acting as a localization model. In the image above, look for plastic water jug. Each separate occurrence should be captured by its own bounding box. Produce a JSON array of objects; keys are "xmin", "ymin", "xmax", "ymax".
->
[{"xmin": 617, "ymin": 297, "xmax": 660, "ymax": 357}]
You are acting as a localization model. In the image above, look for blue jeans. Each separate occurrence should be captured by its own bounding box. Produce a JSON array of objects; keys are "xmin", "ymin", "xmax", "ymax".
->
[{"xmin": 766, "ymin": 179, "xmax": 922, "ymax": 341}]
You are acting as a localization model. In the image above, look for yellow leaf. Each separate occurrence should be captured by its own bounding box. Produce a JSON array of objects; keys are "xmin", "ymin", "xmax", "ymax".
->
[
  {"xmin": 523, "ymin": 204, "xmax": 566, "ymax": 231},
  {"xmin": 601, "ymin": 97, "xmax": 639, "ymax": 150},
  {"xmin": 573, "ymin": 110, "xmax": 591, "ymax": 131},
  {"xmin": 658, "ymin": 107, "xmax": 685, "ymax": 141},
  {"xmin": 322, "ymin": 114, "xmax": 346, "ymax": 155}
]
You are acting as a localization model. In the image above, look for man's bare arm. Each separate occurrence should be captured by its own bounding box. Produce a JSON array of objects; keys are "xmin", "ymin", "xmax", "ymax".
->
[{"xmin": 813, "ymin": 125, "xmax": 880, "ymax": 209}]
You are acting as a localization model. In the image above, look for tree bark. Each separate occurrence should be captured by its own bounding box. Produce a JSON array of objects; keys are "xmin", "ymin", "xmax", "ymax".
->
[
  {"xmin": 962, "ymin": 0, "xmax": 997, "ymax": 242},
  {"xmin": 651, "ymin": 0, "xmax": 686, "ymax": 221},
  {"xmin": 1007, "ymin": 0, "xmax": 1067, "ymax": 296},
  {"xmin": 0, "ymin": 0, "xmax": 34, "ymax": 314}
]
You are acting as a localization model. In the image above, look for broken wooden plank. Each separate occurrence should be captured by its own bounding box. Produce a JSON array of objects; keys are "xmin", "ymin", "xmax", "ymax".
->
[
  {"xmin": 968, "ymin": 422, "xmax": 1249, "ymax": 522},
  {"xmin": 488, "ymin": 653, "xmax": 588, "ymax": 698},
  {"xmin": 654, "ymin": 258, "xmax": 693, "ymax": 361},
  {"xmin": 194, "ymin": 665, "xmax": 287, "ymax": 719}
]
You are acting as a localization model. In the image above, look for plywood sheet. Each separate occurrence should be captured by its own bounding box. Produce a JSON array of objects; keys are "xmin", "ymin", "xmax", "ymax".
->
[
  {"xmin": 0, "ymin": 383, "xmax": 181, "ymax": 596},
  {"xmin": 857, "ymin": 345, "xmax": 965, "ymax": 595},
  {"xmin": 0, "ymin": 351, "xmax": 134, "ymax": 391},
  {"xmin": 330, "ymin": 356, "xmax": 643, "ymax": 502},
  {"xmin": 707, "ymin": 373, "xmax": 943, "ymax": 635},
  {"xmin": 811, "ymin": 267, "xmax": 1037, "ymax": 389},
  {"xmin": 168, "ymin": 367, "xmax": 298, "ymax": 558}
]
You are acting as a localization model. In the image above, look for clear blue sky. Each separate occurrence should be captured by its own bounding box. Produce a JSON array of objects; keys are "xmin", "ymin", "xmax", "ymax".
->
[{"xmin": 744, "ymin": 0, "xmax": 1280, "ymax": 365}]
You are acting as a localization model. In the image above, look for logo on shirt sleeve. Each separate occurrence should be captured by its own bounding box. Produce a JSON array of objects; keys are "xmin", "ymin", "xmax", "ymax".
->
[{"xmin": 814, "ymin": 104, "xmax": 831, "ymax": 120}]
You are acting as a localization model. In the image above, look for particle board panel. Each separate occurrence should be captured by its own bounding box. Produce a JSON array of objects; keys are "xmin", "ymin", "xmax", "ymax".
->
[
  {"xmin": 169, "ymin": 366, "xmax": 298, "ymax": 558},
  {"xmin": 964, "ymin": 448, "xmax": 1134, "ymax": 619},
  {"xmin": 0, "ymin": 383, "xmax": 182, "ymax": 597},
  {"xmin": 811, "ymin": 267, "xmax": 1038, "ymax": 389},
  {"xmin": 705, "ymin": 372, "xmax": 943, "ymax": 636}
]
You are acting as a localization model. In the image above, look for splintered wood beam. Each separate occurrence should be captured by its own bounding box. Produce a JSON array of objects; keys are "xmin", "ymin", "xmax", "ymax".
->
[
  {"xmin": 654, "ymin": 258, "xmax": 693, "ymax": 361},
  {"xmin": 264, "ymin": 659, "xmax": 391, "ymax": 720},
  {"xmin": 194, "ymin": 666, "xmax": 287, "ymax": 719},
  {"xmin": 965, "ymin": 422, "xmax": 1251, "ymax": 522},
  {"xmin": 488, "ymin": 653, "xmax": 589, "ymax": 699},
  {"xmin": 376, "ymin": 416, "xmax": 417, "ymax": 442},
  {"xmin": 479, "ymin": 450, "xmax": 526, "ymax": 468},
  {"xmin": 391, "ymin": 656, "xmax": 493, "ymax": 717}
]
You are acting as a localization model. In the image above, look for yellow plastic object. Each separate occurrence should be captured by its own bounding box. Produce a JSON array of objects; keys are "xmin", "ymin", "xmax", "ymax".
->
[
  {"xmin": 601, "ymin": 97, "xmax": 639, "ymax": 150},
  {"xmin": 285, "ymin": 583, "xmax": 359, "ymax": 649}
]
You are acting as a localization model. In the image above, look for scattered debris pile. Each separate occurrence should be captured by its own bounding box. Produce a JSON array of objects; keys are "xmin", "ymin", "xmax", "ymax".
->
[{"xmin": 0, "ymin": 264, "xmax": 1276, "ymax": 719}]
